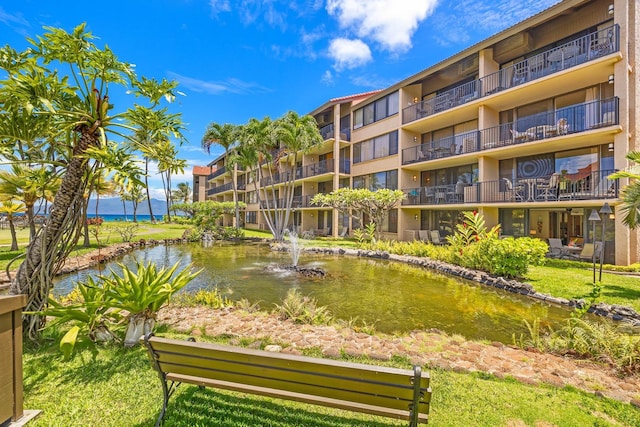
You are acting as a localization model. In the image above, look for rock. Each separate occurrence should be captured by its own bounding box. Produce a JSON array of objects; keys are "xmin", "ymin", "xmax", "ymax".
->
[{"xmin": 264, "ymin": 344, "xmax": 283, "ymax": 352}]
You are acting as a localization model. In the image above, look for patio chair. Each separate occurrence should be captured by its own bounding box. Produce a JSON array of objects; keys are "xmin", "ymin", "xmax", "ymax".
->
[
  {"xmin": 502, "ymin": 178, "xmax": 524, "ymax": 201},
  {"xmin": 547, "ymin": 238, "xmax": 563, "ymax": 258},
  {"xmin": 510, "ymin": 129, "xmax": 529, "ymax": 143},
  {"xmin": 575, "ymin": 242, "xmax": 603, "ymax": 262},
  {"xmin": 418, "ymin": 230, "xmax": 430, "ymax": 242},
  {"xmin": 536, "ymin": 173, "xmax": 560, "ymax": 201},
  {"xmin": 340, "ymin": 226, "xmax": 349, "ymax": 237},
  {"xmin": 430, "ymin": 230, "xmax": 445, "ymax": 245}
]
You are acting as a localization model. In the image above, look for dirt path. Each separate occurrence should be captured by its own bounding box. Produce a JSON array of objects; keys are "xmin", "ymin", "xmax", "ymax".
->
[{"xmin": 158, "ymin": 305, "xmax": 640, "ymax": 406}]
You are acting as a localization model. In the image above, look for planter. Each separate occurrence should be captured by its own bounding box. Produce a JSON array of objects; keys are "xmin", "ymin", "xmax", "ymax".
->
[{"xmin": 0, "ymin": 295, "xmax": 26, "ymax": 425}]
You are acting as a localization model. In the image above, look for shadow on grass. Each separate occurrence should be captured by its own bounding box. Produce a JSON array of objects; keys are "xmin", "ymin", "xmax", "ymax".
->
[
  {"xmin": 600, "ymin": 284, "xmax": 640, "ymax": 303},
  {"xmin": 134, "ymin": 386, "xmax": 403, "ymax": 427}
]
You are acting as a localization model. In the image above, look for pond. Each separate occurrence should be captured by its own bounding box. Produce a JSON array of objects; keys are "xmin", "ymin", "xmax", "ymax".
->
[{"xmin": 54, "ymin": 242, "xmax": 576, "ymax": 343}]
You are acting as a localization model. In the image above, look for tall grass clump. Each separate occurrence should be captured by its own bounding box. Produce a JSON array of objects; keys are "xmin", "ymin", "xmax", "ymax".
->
[
  {"xmin": 273, "ymin": 289, "xmax": 332, "ymax": 325},
  {"xmin": 173, "ymin": 288, "xmax": 233, "ymax": 308},
  {"xmin": 514, "ymin": 317, "xmax": 640, "ymax": 374}
]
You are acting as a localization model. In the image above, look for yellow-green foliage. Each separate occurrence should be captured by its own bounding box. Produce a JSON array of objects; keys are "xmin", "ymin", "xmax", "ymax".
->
[
  {"xmin": 273, "ymin": 289, "xmax": 332, "ymax": 325},
  {"xmin": 173, "ymin": 289, "xmax": 232, "ymax": 308}
]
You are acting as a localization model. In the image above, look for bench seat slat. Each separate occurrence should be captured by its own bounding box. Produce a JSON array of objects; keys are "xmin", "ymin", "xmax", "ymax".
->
[
  {"xmin": 155, "ymin": 351, "xmax": 429, "ymax": 408},
  {"xmin": 166, "ymin": 373, "xmax": 429, "ymax": 423},
  {"xmin": 150, "ymin": 337, "xmax": 423, "ymax": 382}
]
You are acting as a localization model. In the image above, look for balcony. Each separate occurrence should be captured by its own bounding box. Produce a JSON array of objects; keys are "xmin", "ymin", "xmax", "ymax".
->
[
  {"xmin": 402, "ymin": 25, "xmax": 619, "ymax": 125},
  {"xmin": 319, "ymin": 123, "xmax": 334, "ymax": 140},
  {"xmin": 260, "ymin": 195, "xmax": 315, "ymax": 209},
  {"xmin": 318, "ymin": 123, "xmax": 351, "ymax": 141},
  {"xmin": 208, "ymin": 166, "xmax": 226, "ymax": 180},
  {"xmin": 403, "ymin": 80, "xmax": 480, "ymax": 123},
  {"xmin": 207, "ymin": 181, "xmax": 233, "ymax": 195},
  {"xmin": 402, "ymin": 98, "xmax": 619, "ymax": 165},
  {"xmin": 301, "ymin": 159, "xmax": 335, "ymax": 178},
  {"xmin": 403, "ymin": 170, "xmax": 618, "ymax": 206}
]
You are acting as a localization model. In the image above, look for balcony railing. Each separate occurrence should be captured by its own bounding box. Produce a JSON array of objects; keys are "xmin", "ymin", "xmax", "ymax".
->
[
  {"xmin": 402, "ymin": 25, "xmax": 619, "ymax": 125},
  {"xmin": 481, "ymin": 25, "xmax": 619, "ymax": 97},
  {"xmin": 260, "ymin": 195, "xmax": 315, "ymax": 209},
  {"xmin": 403, "ymin": 80, "xmax": 480, "ymax": 123},
  {"xmin": 403, "ymin": 170, "xmax": 618, "ymax": 206},
  {"xmin": 208, "ymin": 166, "xmax": 226, "ymax": 180},
  {"xmin": 207, "ymin": 181, "xmax": 233, "ymax": 195},
  {"xmin": 301, "ymin": 160, "xmax": 334, "ymax": 178},
  {"xmin": 402, "ymin": 98, "xmax": 619, "ymax": 165},
  {"xmin": 319, "ymin": 123, "xmax": 334, "ymax": 140}
]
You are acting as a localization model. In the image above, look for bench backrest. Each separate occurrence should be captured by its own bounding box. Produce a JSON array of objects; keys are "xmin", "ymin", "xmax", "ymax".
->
[{"xmin": 145, "ymin": 335, "xmax": 431, "ymax": 422}]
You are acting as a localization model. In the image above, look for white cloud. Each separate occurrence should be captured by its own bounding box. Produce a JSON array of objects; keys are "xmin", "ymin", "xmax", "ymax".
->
[
  {"xmin": 432, "ymin": 0, "xmax": 558, "ymax": 47},
  {"xmin": 167, "ymin": 72, "xmax": 272, "ymax": 95},
  {"xmin": 321, "ymin": 70, "xmax": 334, "ymax": 85},
  {"xmin": 208, "ymin": 0, "xmax": 231, "ymax": 16},
  {"xmin": 326, "ymin": 0, "xmax": 437, "ymax": 53},
  {"xmin": 328, "ymin": 38, "xmax": 372, "ymax": 71}
]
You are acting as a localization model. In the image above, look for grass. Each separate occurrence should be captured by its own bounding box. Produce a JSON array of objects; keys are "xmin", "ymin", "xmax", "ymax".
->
[
  {"xmin": 0, "ymin": 222, "xmax": 190, "ymax": 271},
  {"xmin": 525, "ymin": 258, "xmax": 640, "ymax": 313},
  {"xmin": 22, "ymin": 328, "xmax": 640, "ymax": 427}
]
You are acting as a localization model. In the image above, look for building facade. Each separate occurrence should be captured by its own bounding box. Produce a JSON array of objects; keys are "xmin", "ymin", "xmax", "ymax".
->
[
  {"xmin": 205, "ymin": 0, "xmax": 639, "ymax": 265},
  {"xmin": 192, "ymin": 166, "xmax": 214, "ymax": 203}
]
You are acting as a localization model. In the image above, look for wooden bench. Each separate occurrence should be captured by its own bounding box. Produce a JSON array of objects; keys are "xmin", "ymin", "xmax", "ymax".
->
[{"xmin": 144, "ymin": 334, "xmax": 431, "ymax": 426}]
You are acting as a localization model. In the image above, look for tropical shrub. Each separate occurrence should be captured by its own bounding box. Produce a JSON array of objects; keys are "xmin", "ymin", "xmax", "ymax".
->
[
  {"xmin": 110, "ymin": 223, "xmax": 139, "ymax": 242},
  {"xmin": 173, "ymin": 288, "xmax": 232, "ymax": 308},
  {"xmin": 101, "ymin": 261, "xmax": 201, "ymax": 346},
  {"xmin": 477, "ymin": 237, "xmax": 548, "ymax": 278}
]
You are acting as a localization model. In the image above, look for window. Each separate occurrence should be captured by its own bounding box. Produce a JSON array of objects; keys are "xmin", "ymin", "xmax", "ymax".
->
[
  {"xmin": 381, "ymin": 209, "xmax": 398, "ymax": 233},
  {"xmin": 353, "ymin": 91, "xmax": 399, "ymax": 129},
  {"xmin": 246, "ymin": 211, "xmax": 257, "ymax": 224},
  {"xmin": 353, "ymin": 170, "xmax": 398, "ymax": 190},
  {"xmin": 353, "ymin": 131, "xmax": 398, "ymax": 164}
]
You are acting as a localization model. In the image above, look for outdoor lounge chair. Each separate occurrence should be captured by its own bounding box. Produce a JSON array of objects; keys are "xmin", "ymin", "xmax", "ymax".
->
[
  {"xmin": 418, "ymin": 230, "xmax": 430, "ymax": 242},
  {"xmin": 547, "ymin": 238, "xmax": 563, "ymax": 258},
  {"xmin": 430, "ymin": 230, "xmax": 445, "ymax": 245},
  {"xmin": 576, "ymin": 242, "xmax": 603, "ymax": 262}
]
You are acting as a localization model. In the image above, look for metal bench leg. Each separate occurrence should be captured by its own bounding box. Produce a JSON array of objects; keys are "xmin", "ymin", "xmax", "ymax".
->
[{"xmin": 409, "ymin": 365, "xmax": 422, "ymax": 427}]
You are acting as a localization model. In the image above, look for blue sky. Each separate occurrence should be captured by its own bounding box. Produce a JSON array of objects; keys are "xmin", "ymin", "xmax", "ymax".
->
[{"xmin": 1, "ymin": 0, "xmax": 558, "ymax": 198}]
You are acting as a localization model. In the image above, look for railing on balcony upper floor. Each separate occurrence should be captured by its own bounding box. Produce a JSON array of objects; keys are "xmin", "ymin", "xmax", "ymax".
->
[
  {"xmin": 340, "ymin": 127, "xmax": 351, "ymax": 141},
  {"xmin": 402, "ymin": 25, "xmax": 619, "ymax": 125},
  {"xmin": 260, "ymin": 195, "xmax": 315, "ymax": 209},
  {"xmin": 208, "ymin": 166, "xmax": 226, "ymax": 180},
  {"xmin": 301, "ymin": 159, "xmax": 335, "ymax": 178},
  {"xmin": 402, "ymin": 97, "xmax": 619, "ymax": 165},
  {"xmin": 481, "ymin": 25, "xmax": 619, "ymax": 97},
  {"xmin": 207, "ymin": 181, "xmax": 234, "ymax": 195},
  {"xmin": 402, "ymin": 170, "xmax": 618, "ymax": 206},
  {"xmin": 403, "ymin": 80, "xmax": 480, "ymax": 123},
  {"xmin": 319, "ymin": 123, "xmax": 334, "ymax": 140}
]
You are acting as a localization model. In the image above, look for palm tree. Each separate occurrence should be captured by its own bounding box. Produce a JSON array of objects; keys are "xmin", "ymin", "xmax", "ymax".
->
[
  {"xmin": 0, "ymin": 198, "xmax": 26, "ymax": 251},
  {"xmin": 4, "ymin": 24, "xmax": 179, "ymax": 338},
  {"xmin": 127, "ymin": 106, "xmax": 186, "ymax": 224},
  {"xmin": 152, "ymin": 139, "xmax": 187, "ymax": 222},
  {"xmin": 241, "ymin": 112, "xmax": 323, "ymax": 241},
  {"xmin": 172, "ymin": 182, "xmax": 192, "ymax": 204},
  {"xmin": 0, "ymin": 165, "xmax": 59, "ymax": 242},
  {"xmin": 202, "ymin": 123, "xmax": 241, "ymax": 229},
  {"xmin": 609, "ymin": 151, "xmax": 640, "ymax": 228}
]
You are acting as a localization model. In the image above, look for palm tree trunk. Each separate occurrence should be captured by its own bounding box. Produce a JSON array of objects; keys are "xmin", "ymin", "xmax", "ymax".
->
[
  {"xmin": 144, "ymin": 157, "xmax": 155, "ymax": 223},
  {"xmin": 9, "ymin": 219, "xmax": 18, "ymax": 251},
  {"xmin": 10, "ymin": 128, "xmax": 94, "ymax": 338}
]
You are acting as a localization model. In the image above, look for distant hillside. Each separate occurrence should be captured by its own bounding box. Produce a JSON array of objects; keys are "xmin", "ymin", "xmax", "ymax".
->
[{"xmin": 86, "ymin": 197, "xmax": 168, "ymax": 215}]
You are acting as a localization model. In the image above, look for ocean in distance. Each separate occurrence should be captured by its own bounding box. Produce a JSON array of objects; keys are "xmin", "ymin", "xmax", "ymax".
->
[{"xmin": 86, "ymin": 213, "xmax": 154, "ymax": 222}]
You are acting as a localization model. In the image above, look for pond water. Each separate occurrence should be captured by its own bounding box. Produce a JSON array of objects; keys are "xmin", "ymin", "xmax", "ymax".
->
[{"xmin": 54, "ymin": 242, "xmax": 576, "ymax": 343}]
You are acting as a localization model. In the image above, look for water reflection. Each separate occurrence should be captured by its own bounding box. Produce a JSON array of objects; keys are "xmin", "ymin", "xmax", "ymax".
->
[{"xmin": 54, "ymin": 242, "xmax": 574, "ymax": 343}]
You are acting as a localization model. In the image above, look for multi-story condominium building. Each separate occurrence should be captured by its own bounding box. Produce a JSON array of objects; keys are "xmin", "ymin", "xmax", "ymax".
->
[
  {"xmin": 192, "ymin": 166, "xmax": 214, "ymax": 202},
  {"xmin": 205, "ymin": 0, "xmax": 638, "ymax": 265}
]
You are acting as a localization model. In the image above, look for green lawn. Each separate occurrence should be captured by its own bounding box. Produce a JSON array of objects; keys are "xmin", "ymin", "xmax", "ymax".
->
[
  {"xmin": 525, "ymin": 259, "xmax": 640, "ymax": 313},
  {"xmin": 22, "ymin": 329, "xmax": 640, "ymax": 427}
]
